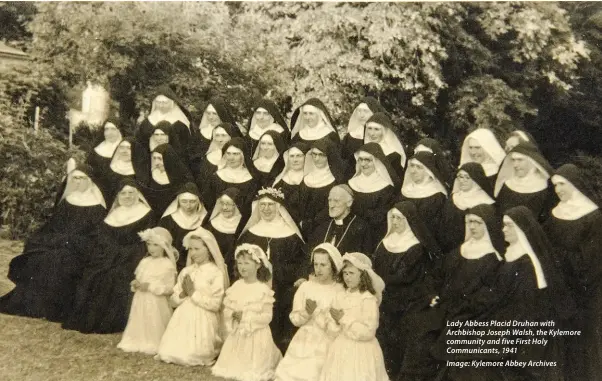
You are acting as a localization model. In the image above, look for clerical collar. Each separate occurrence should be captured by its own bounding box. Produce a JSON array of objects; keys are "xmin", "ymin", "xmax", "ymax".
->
[
  {"xmin": 324, "ymin": 214, "xmax": 356, "ymax": 247},
  {"xmin": 333, "ymin": 212, "xmax": 351, "ymax": 226}
]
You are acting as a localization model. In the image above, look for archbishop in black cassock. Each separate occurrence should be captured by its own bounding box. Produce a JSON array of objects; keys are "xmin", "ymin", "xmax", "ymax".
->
[{"xmin": 307, "ymin": 184, "xmax": 372, "ymax": 255}]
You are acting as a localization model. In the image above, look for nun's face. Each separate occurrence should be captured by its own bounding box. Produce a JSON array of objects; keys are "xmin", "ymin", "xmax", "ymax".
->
[
  {"xmin": 259, "ymin": 136, "xmax": 276, "ymax": 158},
  {"xmin": 72, "ymin": 172, "xmax": 91, "ymax": 192},
  {"xmin": 505, "ymin": 136, "xmax": 521, "ymax": 153},
  {"xmin": 179, "ymin": 196, "xmax": 199, "ymax": 214},
  {"xmin": 115, "ymin": 142, "xmax": 132, "ymax": 162},
  {"xmin": 118, "ymin": 185, "xmax": 138, "ymax": 207},
  {"xmin": 358, "ymin": 153, "xmax": 376, "ymax": 176},
  {"xmin": 355, "ymin": 104, "xmax": 371, "ymax": 123},
  {"xmin": 254, "ymin": 108, "xmax": 274, "ymax": 128},
  {"xmin": 205, "ymin": 106, "xmax": 221, "ymax": 126},
  {"xmin": 468, "ymin": 138, "xmax": 485, "ymax": 163},
  {"xmin": 151, "ymin": 152, "xmax": 165, "ymax": 170},
  {"xmin": 219, "ymin": 196, "xmax": 236, "ymax": 218},
  {"xmin": 511, "ymin": 154, "xmax": 533, "ymax": 178},
  {"xmin": 456, "ymin": 170, "xmax": 474, "ymax": 192},
  {"xmin": 408, "ymin": 161, "xmax": 427, "ymax": 184},
  {"xmin": 502, "ymin": 218, "xmax": 519, "ymax": 244},
  {"xmin": 553, "ymin": 179, "xmax": 574, "ymax": 202},
  {"xmin": 303, "ymin": 107, "xmax": 320, "ymax": 128},
  {"xmin": 152, "ymin": 130, "xmax": 169, "ymax": 146},
  {"xmin": 188, "ymin": 238, "xmax": 210, "ymax": 265},
  {"xmin": 213, "ymin": 128, "xmax": 231, "ymax": 148},
  {"xmin": 154, "ymin": 96, "xmax": 173, "ymax": 114},
  {"xmin": 258, "ymin": 198, "xmax": 279, "ymax": 222},
  {"xmin": 103, "ymin": 123, "xmax": 121, "ymax": 143},
  {"xmin": 289, "ymin": 150, "xmax": 306, "ymax": 171},
  {"xmin": 328, "ymin": 187, "xmax": 352, "ymax": 219},
  {"xmin": 390, "ymin": 211, "xmax": 408, "ymax": 234},
  {"xmin": 313, "ymin": 252, "xmax": 334, "ymax": 282},
  {"xmin": 225, "ymin": 148, "xmax": 244, "ymax": 168},
  {"xmin": 466, "ymin": 214, "xmax": 486, "ymax": 240},
  {"xmin": 366, "ymin": 122, "xmax": 385, "ymax": 143},
  {"xmin": 311, "ymin": 149, "xmax": 328, "ymax": 169}
]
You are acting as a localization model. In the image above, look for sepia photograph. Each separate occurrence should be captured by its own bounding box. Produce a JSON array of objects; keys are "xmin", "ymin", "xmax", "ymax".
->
[{"xmin": 0, "ymin": 1, "xmax": 601, "ymax": 380}]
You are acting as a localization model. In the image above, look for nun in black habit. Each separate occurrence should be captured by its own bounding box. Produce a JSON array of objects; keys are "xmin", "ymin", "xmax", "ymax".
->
[
  {"xmin": 494, "ymin": 142, "xmax": 555, "ymax": 221},
  {"xmin": 95, "ymin": 137, "xmax": 148, "ymax": 205},
  {"xmin": 290, "ymin": 98, "xmax": 340, "ymax": 146},
  {"xmin": 158, "ymin": 182, "xmax": 207, "ymax": 272},
  {"xmin": 194, "ymin": 122, "xmax": 241, "ymax": 181},
  {"xmin": 483, "ymin": 206, "xmax": 570, "ymax": 381},
  {"xmin": 298, "ymin": 139, "xmax": 347, "ymax": 238},
  {"xmin": 414, "ymin": 137, "xmax": 454, "ymax": 189},
  {"xmin": 0, "ymin": 164, "xmax": 107, "ymax": 321},
  {"xmin": 347, "ymin": 142, "xmax": 399, "ymax": 242},
  {"xmin": 543, "ymin": 164, "xmax": 602, "ymax": 381},
  {"xmin": 250, "ymin": 130, "xmax": 286, "ymax": 188},
  {"xmin": 136, "ymin": 86, "xmax": 193, "ymax": 163},
  {"xmin": 373, "ymin": 201, "xmax": 441, "ymax": 377},
  {"xmin": 86, "ymin": 118, "xmax": 125, "ymax": 181},
  {"xmin": 139, "ymin": 143, "xmax": 193, "ymax": 216},
  {"xmin": 189, "ymin": 97, "xmax": 236, "ymax": 167},
  {"xmin": 246, "ymin": 98, "xmax": 290, "ymax": 152},
  {"xmin": 62, "ymin": 179, "xmax": 154, "ymax": 333},
  {"xmin": 203, "ymin": 187, "xmax": 246, "ymax": 281},
  {"xmin": 505, "ymin": 129, "xmax": 539, "ymax": 153},
  {"xmin": 363, "ymin": 112, "xmax": 407, "ymax": 181},
  {"xmin": 237, "ymin": 188, "xmax": 306, "ymax": 352},
  {"xmin": 439, "ymin": 163, "xmax": 496, "ymax": 253},
  {"xmin": 400, "ymin": 151, "xmax": 448, "ymax": 246},
  {"xmin": 342, "ymin": 97, "xmax": 384, "ymax": 176},
  {"xmin": 200, "ymin": 137, "xmax": 257, "ymax": 214},
  {"xmin": 272, "ymin": 142, "xmax": 310, "ymax": 222},
  {"xmin": 421, "ymin": 204, "xmax": 505, "ymax": 381},
  {"xmin": 459, "ymin": 128, "xmax": 506, "ymax": 188}
]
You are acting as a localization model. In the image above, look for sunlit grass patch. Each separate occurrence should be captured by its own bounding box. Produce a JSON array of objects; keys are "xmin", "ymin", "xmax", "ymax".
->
[{"xmin": 0, "ymin": 239, "xmax": 227, "ymax": 381}]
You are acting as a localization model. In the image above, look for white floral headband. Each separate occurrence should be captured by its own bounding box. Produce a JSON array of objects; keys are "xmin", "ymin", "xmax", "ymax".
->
[
  {"xmin": 138, "ymin": 227, "xmax": 179, "ymax": 266},
  {"xmin": 257, "ymin": 187, "xmax": 285, "ymax": 202},
  {"xmin": 235, "ymin": 243, "xmax": 273, "ymax": 274}
]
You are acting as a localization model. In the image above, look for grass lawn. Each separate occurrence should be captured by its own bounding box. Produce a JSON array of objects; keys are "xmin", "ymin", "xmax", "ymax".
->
[{"xmin": 0, "ymin": 239, "xmax": 227, "ymax": 381}]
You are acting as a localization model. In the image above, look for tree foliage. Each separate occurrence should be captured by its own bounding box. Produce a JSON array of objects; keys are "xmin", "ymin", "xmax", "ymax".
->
[
  {"xmin": 242, "ymin": 2, "xmax": 589, "ymax": 150},
  {"xmin": 1, "ymin": 1, "xmax": 600, "ymax": 237},
  {"xmin": 28, "ymin": 2, "xmax": 291, "ymax": 125}
]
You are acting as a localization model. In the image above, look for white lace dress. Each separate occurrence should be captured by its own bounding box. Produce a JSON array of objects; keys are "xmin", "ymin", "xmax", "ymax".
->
[
  {"xmin": 318, "ymin": 289, "xmax": 389, "ymax": 381},
  {"xmin": 117, "ymin": 256, "xmax": 176, "ymax": 355},
  {"xmin": 211, "ymin": 280, "xmax": 283, "ymax": 381},
  {"xmin": 275, "ymin": 280, "xmax": 344, "ymax": 381},
  {"xmin": 155, "ymin": 262, "xmax": 225, "ymax": 366}
]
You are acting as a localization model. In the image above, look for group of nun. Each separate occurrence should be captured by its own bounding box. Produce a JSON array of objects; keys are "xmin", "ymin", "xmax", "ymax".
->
[{"xmin": 1, "ymin": 86, "xmax": 601, "ymax": 381}]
